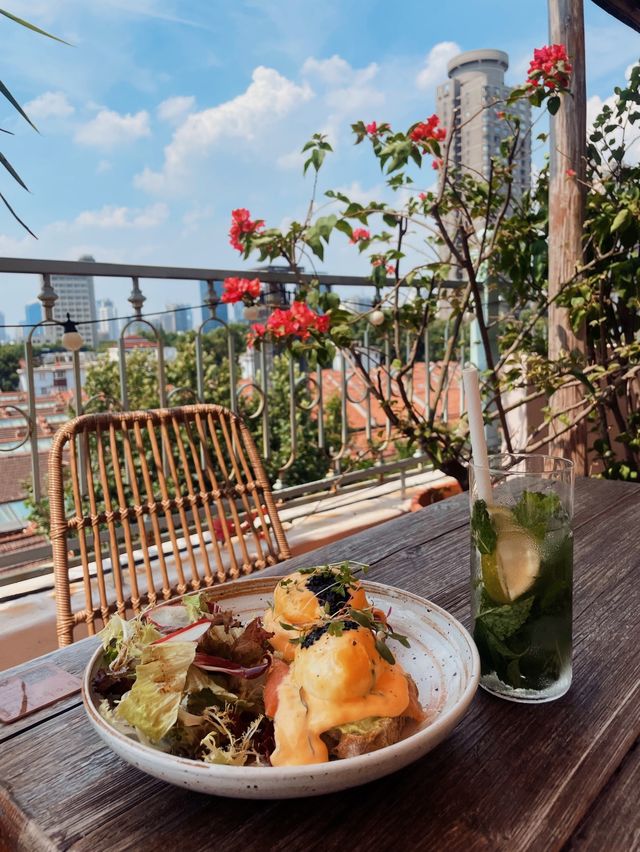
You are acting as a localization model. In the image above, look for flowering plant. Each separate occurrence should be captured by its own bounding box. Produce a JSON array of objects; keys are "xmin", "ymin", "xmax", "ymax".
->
[{"xmin": 221, "ymin": 48, "xmax": 640, "ymax": 484}]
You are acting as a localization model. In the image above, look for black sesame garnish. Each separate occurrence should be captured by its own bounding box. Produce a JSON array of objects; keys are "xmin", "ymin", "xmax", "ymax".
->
[
  {"xmin": 300, "ymin": 620, "xmax": 359, "ymax": 649},
  {"xmin": 305, "ymin": 569, "xmax": 352, "ymax": 614}
]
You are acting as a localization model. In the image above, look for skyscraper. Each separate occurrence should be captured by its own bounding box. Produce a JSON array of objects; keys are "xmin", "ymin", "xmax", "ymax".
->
[
  {"xmin": 0, "ymin": 311, "xmax": 6, "ymax": 343},
  {"xmin": 436, "ymin": 49, "xmax": 531, "ymax": 198},
  {"xmin": 97, "ymin": 298, "xmax": 119, "ymax": 340},
  {"xmin": 48, "ymin": 255, "xmax": 99, "ymax": 348},
  {"xmin": 24, "ymin": 302, "xmax": 43, "ymax": 341},
  {"xmin": 163, "ymin": 304, "xmax": 192, "ymax": 334},
  {"xmin": 199, "ymin": 280, "xmax": 229, "ymax": 326}
]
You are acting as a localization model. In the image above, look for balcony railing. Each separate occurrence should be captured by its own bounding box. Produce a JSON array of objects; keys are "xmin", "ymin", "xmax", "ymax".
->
[{"xmin": 0, "ymin": 257, "xmax": 468, "ymax": 578}]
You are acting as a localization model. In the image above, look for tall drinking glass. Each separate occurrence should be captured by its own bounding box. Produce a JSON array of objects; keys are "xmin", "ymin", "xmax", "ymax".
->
[{"xmin": 469, "ymin": 454, "xmax": 574, "ymax": 702}]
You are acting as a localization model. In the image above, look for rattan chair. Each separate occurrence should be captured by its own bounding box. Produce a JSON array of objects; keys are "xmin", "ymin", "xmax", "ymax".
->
[{"xmin": 48, "ymin": 405, "xmax": 290, "ymax": 645}]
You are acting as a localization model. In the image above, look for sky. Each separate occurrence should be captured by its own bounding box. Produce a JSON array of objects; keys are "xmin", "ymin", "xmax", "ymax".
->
[{"xmin": 0, "ymin": 0, "xmax": 638, "ymax": 330}]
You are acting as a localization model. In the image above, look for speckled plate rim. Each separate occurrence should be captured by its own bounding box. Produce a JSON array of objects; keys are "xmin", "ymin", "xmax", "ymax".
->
[{"xmin": 82, "ymin": 576, "xmax": 480, "ymax": 784}]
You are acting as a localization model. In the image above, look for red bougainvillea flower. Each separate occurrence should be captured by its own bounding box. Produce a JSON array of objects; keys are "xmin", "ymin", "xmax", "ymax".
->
[
  {"xmin": 372, "ymin": 257, "xmax": 395, "ymax": 276},
  {"xmin": 249, "ymin": 302, "xmax": 331, "ymax": 344},
  {"xmin": 365, "ymin": 121, "xmax": 378, "ymax": 135},
  {"xmin": 228, "ymin": 208, "xmax": 264, "ymax": 253},
  {"xmin": 350, "ymin": 227, "xmax": 371, "ymax": 243},
  {"xmin": 527, "ymin": 44, "xmax": 572, "ymax": 92},
  {"xmin": 566, "ymin": 168, "xmax": 577, "ymax": 178},
  {"xmin": 221, "ymin": 277, "xmax": 261, "ymax": 304},
  {"xmin": 409, "ymin": 114, "xmax": 446, "ymax": 145},
  {"xmin": 432, "ymin": 158, "xmax": 444, "ymax": 170},
  {"xmin": 496, "ymin": 110, "xmax": 506, "ymax": 120}
]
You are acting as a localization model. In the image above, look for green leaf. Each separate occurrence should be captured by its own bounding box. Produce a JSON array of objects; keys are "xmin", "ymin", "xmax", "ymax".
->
[
  {"xmin": 0, "ymin": 9, "xmax": 71, "ymax": 43},
  {"xmin": 477, "ymin": 593, "xmax": 534, "ymax": 640},
  {"xmin": 471, "ymin": 499, "xmax": 497, "ymax": 555},
  {"xmin": 547, "ymin": 96, "xmax": 561, "ymax": 116},
  {"xmin": 0, "ymin": 151, "xmax": 28, "ymax": 191},
  {"xmin": 0, "ymin": 190, "xmax": 37, "ymax": 238},
  {"xmin": 512, "ymin": 490, "xmax": 563, "ymax": 540},
  {"xmin": 0, "ymin": 80, "xmax": 37, "ymax": 132},
  {"xmin": 611, "ymin": 208, "xmax": 631, "ymax": 233}
]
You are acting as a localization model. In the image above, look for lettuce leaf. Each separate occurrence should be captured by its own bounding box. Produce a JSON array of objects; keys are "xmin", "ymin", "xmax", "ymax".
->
[
  {"xmin": 182, "ymin": 593, "xmax": 203, "ymax": 623},
  {"xmin": 99, "ymin": 615, "xmax": 160, "ymax": 672},
  {"xmin": 116, "ymin": 641, "xmax": 196, "ymax": 741}
]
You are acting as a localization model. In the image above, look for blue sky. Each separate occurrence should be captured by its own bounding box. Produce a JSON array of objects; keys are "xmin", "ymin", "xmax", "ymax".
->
[{"xmin": 0, "ymin": 0, "xmax": 638, "ymax": 328}]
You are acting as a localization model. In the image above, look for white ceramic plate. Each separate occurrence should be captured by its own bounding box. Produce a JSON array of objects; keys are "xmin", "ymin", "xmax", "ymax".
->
[{"xmin": 83, "ymin": 576, "xmax": 480, "ymax": 799}]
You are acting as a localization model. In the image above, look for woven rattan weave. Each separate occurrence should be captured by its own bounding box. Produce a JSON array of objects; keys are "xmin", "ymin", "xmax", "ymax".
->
[{"xmin": 48, "ymin": 405, "xmax": 290, "ymax": 645}]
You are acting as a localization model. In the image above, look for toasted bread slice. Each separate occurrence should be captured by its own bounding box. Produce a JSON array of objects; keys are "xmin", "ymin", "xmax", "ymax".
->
[
  {"xmin": 323, "ymin": 675, "xmax": 423, "ymax": 759},
  {"xmin": 324, "ymin": 714, "xmax": 409, "ymax": 759}
]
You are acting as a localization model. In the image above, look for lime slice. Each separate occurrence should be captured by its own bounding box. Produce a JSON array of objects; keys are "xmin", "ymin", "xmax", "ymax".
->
[{"xmin": 481, "ymin": 508, "xmax": 540, "ymax": 603}]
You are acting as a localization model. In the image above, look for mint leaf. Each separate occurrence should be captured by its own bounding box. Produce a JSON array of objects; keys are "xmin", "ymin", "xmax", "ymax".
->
[
  {"xmin": 477, "ymin": 593, "xmax": 534, "ymax": 640},
  {"xmin": 471, "ymin": 499, "xmax": 497, "ymax": 554},
  {"xmin": 512, "ymin": 490, "xmax": 563, "ymax": 540}
]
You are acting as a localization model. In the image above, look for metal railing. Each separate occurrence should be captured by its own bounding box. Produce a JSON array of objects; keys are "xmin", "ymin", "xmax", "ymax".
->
[{"xmin": 0, "ymin": 257, "xmax": 467, "ymax": 577}]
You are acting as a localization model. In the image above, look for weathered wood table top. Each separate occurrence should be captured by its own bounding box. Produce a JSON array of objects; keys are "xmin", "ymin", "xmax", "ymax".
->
[{"xmin": 1, "ymin": 477, "xmax": 639, "ymax": 852}]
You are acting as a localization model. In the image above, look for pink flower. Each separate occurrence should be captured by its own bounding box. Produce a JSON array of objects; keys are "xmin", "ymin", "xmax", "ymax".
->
[
  {"xmin": 315, "ymin": 314, "xmax": 331, "ymax": 333},
  {"xmin": 432, "ymin": 158, "xmax": 443, "ymax": 170},
  {"xmin": 366, "ymin": 121, "xmax": 378, "ymax": 135},
  {"xmin": 409, "ymin": 114, "xmax": 446, "ymax": 146},
  {"xmin": 247, "ymin": 322, "xmax": 266, "ymax": 348},
  {"xmin": 527, "ymin": 44, "xmax": 572, "ymax": 92},
  {"xmin": 221, "ymin": 277, "xmax": 261, "ymax": 304},
  {"xmin": 566, "ymin": 168, "xmax": 577, "ymax": 178},
  {"xmin": 419, "ymin": 192, "xmax": 428, "ymax": 201},
  {"xmin": 228, "ymin": 208, "xmax": 264, "ymax": 253},
  {"xmin": 350, "ymin": 228, "xmax": 371, "ymax": 243}
]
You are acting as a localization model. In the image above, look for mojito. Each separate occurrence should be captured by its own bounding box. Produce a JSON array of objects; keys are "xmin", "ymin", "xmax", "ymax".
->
[{"xmin": 470, "ymin": 455, "xmax": 574, "ymax": 702}]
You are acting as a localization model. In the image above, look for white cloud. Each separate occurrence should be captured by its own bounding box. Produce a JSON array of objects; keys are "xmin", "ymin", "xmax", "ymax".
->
[
  {"xmin": 24, "ymin": 91, "xmax": 74, "ymax": 120},
  {"xmin": 302, "ymin": 55, "xmax": 356, "ymax": 86},
  {"xmin": 277, "ymin": 147, "xmax": 304, "ymax": 170},
  {"xmin": 74, "ymin": 202, "xmax": 169, "ymax": 229},
  {"xmin": 135, "ymin": 66, "xmax": 313, "ymax": 193},
  {"xmin": 75, "ymin": 108, "xmax": 151, "ymax": 148},
  {"xmin": 157, "ymin": 95, "xmax": 196, "ymax": 124},
  {"xmin": 96, "ymin": 159, "xmax": 111, "ymax": 174},
  {"xmin": 416, "ymin": 41, "xmax": 460, "ymax": 91}
]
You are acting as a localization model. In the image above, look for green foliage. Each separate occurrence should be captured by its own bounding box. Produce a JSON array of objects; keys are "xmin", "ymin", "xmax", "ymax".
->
[{"xmin": 470, "ymin": 500, "xmax": 497, "ymax": 555}]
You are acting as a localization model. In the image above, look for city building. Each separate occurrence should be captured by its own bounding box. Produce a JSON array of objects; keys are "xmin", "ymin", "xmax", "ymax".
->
[
  {"xmin": 162, "ymin": 304, "xmax": 192, "ymax": 334},
  {"xmin": 436, "ymin": 49, "xmax": 531, "ymax": 198},
  {"xmin": 46, "ymin": 255, "xmax": 99, "ymax": 348},
  {"xmin": 96, "ymin": 298, "xmax": 119, "ymax": 341},
  {"xmin": 17, "ymin": 351, "xmax": 98, "ymax": 396},
  {"xmin": 199, "ymin": 280, "xmax": 229, "ymax": 326},
  {"xmin": 23, "ymin": 302, "xmax": 42, "ymax": 341},
  {"xmin": 0, "ymin": 311, "xmax": 5, "ymax": 343}
]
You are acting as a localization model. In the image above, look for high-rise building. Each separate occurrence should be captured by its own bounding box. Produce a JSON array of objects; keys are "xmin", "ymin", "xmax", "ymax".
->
[
  {"xmin": 47, "ymin": 255, "xmax": 99, "ymax": 348},
  {"xmin": 0, "ymin": 311, "xmax": 6, "ymax": 343},
  {"xmin": 24, "ymin": 302, "xmax": 43, "ymax": 341},
  {"xmin": 163, "ymin": 304, "xmax": 192, "ymax": 334},
  {"xmin": 436, "ymin": 49, "xmax": 531, "ymax": 198},
  {"xmin": 199, "ymin": 280, "xmax": 229, "ymax": 326},
  {"xmin": 97, "ymin": 298, "xmax": 119, "ymax": 341}
]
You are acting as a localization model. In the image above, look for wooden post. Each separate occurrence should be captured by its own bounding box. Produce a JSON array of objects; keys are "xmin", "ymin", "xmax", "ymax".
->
[{"xmin": 548, "ymin": 0, "xmax": 588, "ymax": 473}]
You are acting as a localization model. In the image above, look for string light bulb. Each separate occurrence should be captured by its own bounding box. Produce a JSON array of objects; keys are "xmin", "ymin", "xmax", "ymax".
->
[
  {"xmin": 369, "ymin": 309, "xmax": 385, "ymax": 327},
  {"xmin": 61, "ymin": 313, "xmax": 84, "ymax": 352}
]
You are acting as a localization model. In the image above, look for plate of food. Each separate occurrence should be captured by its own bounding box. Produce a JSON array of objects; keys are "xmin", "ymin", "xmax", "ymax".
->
[{"xmin": 83, "ymin": 563, "xmax": 479, "ymax": 799}]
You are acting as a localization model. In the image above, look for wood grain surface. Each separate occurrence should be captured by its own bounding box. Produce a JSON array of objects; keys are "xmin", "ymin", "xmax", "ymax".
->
[{"xmin": 1, "ymin": 478, "xmax": 639, "ymax": 852}]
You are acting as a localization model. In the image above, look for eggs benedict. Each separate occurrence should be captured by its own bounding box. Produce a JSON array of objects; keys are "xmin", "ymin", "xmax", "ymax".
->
[
  {"xmin": 266, "ymin": 619, "xmax": 424, "ymax": 766},
  {"xmin": 263, "ymin": 565, "xmax": 369, "ymax": 661}
]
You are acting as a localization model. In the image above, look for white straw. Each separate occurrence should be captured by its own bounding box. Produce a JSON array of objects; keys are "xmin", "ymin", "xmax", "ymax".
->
[{"xmin": 462, "ymin": 366, "xmax": 493, "ymax": 504}]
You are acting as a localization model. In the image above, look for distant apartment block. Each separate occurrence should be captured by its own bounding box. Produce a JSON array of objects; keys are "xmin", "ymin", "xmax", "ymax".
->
[
  {"xmin": 46, "ymin": 255, "xmax": 99, "ymax": 348},
  {"xmin": 97, "ymin": 298, "xmax": 119, "ymax": 340},
  {"xmin": 0, "ymin": 311, "xmax": 6, "ymax": 343},
  {"xmin": 162, "ymin": 304, "xmax": 192, "ymax": 334},
  {"xmin": 436, "ymin": 49, "xmax": 531, "ymax": 197}
]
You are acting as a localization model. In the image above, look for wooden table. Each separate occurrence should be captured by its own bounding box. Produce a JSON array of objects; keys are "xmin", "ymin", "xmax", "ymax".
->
[{"xmin": 1, "ymin": 478, "xmax": 639, "ymax": 852}]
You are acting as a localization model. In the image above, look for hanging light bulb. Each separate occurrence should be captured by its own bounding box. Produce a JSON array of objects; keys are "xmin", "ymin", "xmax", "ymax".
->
[
  {"xmin": 369, "ymin": 309, "xmax": 385, "ymax": 327},
  {"xmin": 61, "ymin": 313, "xmax": 84, "ymax": 352}
]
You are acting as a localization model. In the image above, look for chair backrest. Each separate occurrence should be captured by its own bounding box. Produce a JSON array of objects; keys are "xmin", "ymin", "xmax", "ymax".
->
[{"xmin": 48, "ymin": 405, "xmax": 290, "ymax": 645}]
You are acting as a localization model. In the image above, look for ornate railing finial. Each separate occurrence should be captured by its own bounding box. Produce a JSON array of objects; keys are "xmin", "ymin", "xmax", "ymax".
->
[
  {"xmin": 128, "ymin": 276, "xmax": 146, "ymax": 318},
  {"xmin": 38, "ymin": 273, "xmax": 57, "ymax": 321}
]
